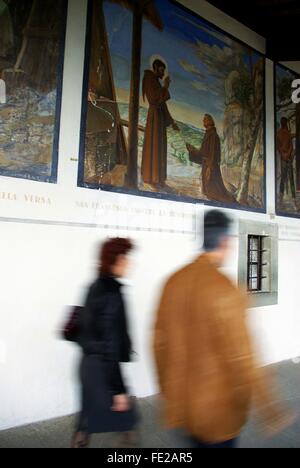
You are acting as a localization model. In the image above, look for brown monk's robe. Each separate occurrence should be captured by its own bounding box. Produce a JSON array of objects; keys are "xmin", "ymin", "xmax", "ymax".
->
[
  {"xmin": 189, "ymin": 126, "xmax": 236, "ymax": 203},
  {"xmin": 142, "ymin": 70, "xmax": 174, "ymax": 185}
]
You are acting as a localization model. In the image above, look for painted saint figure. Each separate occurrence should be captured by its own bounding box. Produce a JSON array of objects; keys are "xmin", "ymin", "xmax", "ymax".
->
[
  {"xmin": 141, "ymin": 59, "xmax": 179, "ymax": 187},
  {"xmin": 277, "ymin": 117, "xmax": 296, "ymax": 206},
  {"xmin": 187, "ymin": 114, "xmax": 236, "ymax": 204}
]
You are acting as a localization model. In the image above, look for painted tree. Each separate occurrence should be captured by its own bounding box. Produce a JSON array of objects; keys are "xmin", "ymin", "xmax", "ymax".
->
[
  {"xmin": 0, "ymin": 0, "xmax": 14, "ymax": 64},
  {"xmin": 236, "ymin": 58, "xmax": 264, "ymax": 205},
  {"xmin": 1, "ymin": 0, "xmax": 66, "ymax": 93}
]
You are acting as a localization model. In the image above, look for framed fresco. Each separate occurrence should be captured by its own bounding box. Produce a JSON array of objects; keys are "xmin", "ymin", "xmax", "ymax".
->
[
  {"xmin": 275, "ymin": 63, "xmax": 300, "ymax": 218},
  {"xmin": 0, "ymin": 0, "xmax": 67, "ymax": 183},
  {"xmin": 79, "ymin": 0, "xmax": 266, "ymax": 211}
]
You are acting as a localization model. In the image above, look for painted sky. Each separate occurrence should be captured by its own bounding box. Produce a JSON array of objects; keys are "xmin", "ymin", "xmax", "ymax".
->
[
  {"xmin": 276, "ymin": 66, "xmax": 296, "ymax": 108},
  {"xmin": 103, "ymin": 0, "xmax": 262, "ymax": 128},
  {"xmin": 276, "ymin": 66, "xmax": 295, "ymax": 92}
]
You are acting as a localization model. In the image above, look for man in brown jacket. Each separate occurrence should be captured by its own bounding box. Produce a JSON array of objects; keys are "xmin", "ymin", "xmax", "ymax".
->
[{"xmin": 154, "ymin": 210, "xmax": 292, "ymax": 448}]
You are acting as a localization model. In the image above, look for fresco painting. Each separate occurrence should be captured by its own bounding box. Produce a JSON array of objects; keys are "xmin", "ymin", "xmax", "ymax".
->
[
  {"xmin": 275, "ymin": 64, "xmax": 300, "ymax": 217},
  {"xmin": 79, "ymin": 0, "xmax": 266, "ymax": 210}
]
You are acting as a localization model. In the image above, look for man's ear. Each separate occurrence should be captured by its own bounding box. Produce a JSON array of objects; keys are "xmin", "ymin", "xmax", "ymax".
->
[{"xmin": 219, "ymin": 237, "xmax": 231, "ymax": 252}]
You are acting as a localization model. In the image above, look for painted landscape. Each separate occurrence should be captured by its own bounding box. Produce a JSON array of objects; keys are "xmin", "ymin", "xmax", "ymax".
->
[{"xmin": 0, "ymin": 0, "xmax": 66, "ymax": 182}]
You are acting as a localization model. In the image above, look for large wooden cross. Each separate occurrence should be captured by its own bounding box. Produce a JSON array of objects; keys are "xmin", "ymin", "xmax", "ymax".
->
[{"xmin": 110, "ymin": 0, "xmax": 163, "ymax": 188}]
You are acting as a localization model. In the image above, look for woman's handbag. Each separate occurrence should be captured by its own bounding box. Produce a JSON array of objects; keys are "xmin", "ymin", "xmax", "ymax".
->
[{"xmin": 62, "ymin": 305, "xmax": 84, "ymax": 342}]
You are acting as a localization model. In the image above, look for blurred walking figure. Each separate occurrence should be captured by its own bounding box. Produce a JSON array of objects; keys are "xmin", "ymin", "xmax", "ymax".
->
[
  {"xmin": 154, "ymin": 210, "xmax": 292, "ymax": 449},
  {"xmin": 72, "ymin": 238, "xmax": 139, "ymax": 448}
]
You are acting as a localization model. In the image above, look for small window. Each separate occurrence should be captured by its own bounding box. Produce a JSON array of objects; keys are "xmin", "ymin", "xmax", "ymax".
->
[
  {"xmin": 247, "ymin": 235, "xmax": 268, "ymax": 292},
  {"xmin": 239, "ymin": 221, "xmax": 278, "ymax": 307}
]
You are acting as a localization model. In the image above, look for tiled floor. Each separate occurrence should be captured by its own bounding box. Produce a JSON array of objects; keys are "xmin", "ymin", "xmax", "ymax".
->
[{"xmin": 1, "ymin": 360, "xmax": 300, "ymax": 448}]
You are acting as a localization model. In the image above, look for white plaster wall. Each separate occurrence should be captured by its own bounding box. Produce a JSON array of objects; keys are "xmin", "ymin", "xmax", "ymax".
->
[{"xmin": 1, "ymin": 0, "xmax": 300, "ymax": 430}]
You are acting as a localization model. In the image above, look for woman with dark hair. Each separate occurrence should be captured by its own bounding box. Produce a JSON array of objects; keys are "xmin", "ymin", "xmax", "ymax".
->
[{"xmin": 71, "ymin": 238, "xmax": 139, "ymax": 448}]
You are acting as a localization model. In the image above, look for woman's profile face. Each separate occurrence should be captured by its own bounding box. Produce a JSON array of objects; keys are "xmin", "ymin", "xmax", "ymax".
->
[{"xmin": 112, "ymin": 254, "xmax": 132, "ymax": 278}]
